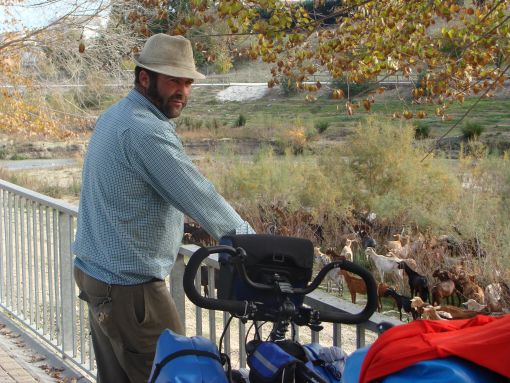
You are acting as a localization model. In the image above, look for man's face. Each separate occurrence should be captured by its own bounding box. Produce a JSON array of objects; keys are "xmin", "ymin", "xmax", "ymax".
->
[{"xmin": 145, "ymin": 73, "xmax": 194, "ymax": 119}]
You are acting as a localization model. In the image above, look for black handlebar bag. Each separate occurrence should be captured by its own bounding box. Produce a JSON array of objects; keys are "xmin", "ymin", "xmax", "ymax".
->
[{"xmin": 217, "ymin": 234, "xmax": 314, "ymax": 309}]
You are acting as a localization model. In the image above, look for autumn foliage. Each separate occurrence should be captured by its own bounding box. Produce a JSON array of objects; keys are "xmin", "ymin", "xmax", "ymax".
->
[
  {"xmin": 168, "ymin": 0, "xmax": 509, "ymax": 116},
  {"xmin": 1, "ymin": 0, "xmax": 509, "ymax": 137}
]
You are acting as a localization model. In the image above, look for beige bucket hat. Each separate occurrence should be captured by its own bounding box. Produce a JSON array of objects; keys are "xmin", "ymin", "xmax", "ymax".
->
[{"xmin": 134, "ymin": 34, "xmax": 205, "ymax": 80}]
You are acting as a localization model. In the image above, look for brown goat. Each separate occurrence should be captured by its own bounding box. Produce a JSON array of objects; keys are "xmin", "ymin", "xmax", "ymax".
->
[
  {"xmin": 341, "ymin": 270, "xmax": 367, "ymax": 304},
  {"xmin": 431, "ymin": 279, "xmax": 459, "ymax": 306},
  {"xmin": 432, "ymin": 269, "xmax": 452, "ymax": 282},
  {"xmin": 457, "ymin": 272, "xmax": 485, "ymax": 304},
  {"xmin": 435, "ymin": 304, "xmax": 482, "ymax": 319}
]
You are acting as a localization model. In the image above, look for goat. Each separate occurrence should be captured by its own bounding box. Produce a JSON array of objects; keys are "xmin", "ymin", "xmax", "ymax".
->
[
  {"xmin": 398, "ymin": 261, "xmax": 429, "ymax": 302},
  {"xmin": 340, "ymin": 238, "xmax": 354, "ymax": 261},
  {"xmin": 377, "ymin": 282, "xmax": 392, "ymax": 312},
  {"xmin": 314, "ymin": 247, "xmax": 343, "ymax": 295},
  {"xmin": 365, "ymin": 247, "xmax": 403, "ymax": 283},
  {"xmin": 435, "ymin": 304, "xmax": 482, "ymax": 319},
  {"xmin": 432, "ymin": 269, "xmax": 462, "ymax": 306},
  {"xmin": 410, "ymin": 296, "xmax": 427, "ymax": 318},
  {"xmin": 431, "ymin": 279, "xmax": 459, "ymax": 306},
  {"xmin": 341, "ymin": 270, "xmax": 366, "ymax": 304},
  {"xmin": 457, "ymin": 271, "xmax": 485, "ymax": 304},
  {"xmin": 183, "ymin": 221, "xmax": 215, "ymax": 246},
  {"xmin": 390, "ymin": 243, "xmax": 411, "ymax": 258},
  {"xmin": 400, "ymin": 258, "xmax": 417, "ymax": 271},
  {"xmin": 359, "ymin": 230, "xmax": 377, "ymax": 249},
  {"xmin": 386, "ymin": 234, "xmax": 403, "ymax": 252},
  {"xmin": 484, "ymin": 282, "xmax": 510, "ymax": 312},
  {"xmin": 462, "ymin": 298, "xmax": 489, "ymax": 313},
  {"xmin": 422, "ymin": 306, "xmax": 452, "ymax": 320},
  {"xmin": 382, "ymin": 287, "xmax": 418, "ymax": 321},
  {"xmin": 432, "ymin": 269, "xmax": 453, "ymax": 282}
]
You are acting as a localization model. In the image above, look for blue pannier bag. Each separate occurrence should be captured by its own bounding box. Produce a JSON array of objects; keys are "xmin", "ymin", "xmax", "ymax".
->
[
  {"xmin": 246, "ymin": 340, "xmax": 329, "ymax": 383},
  {"xmin": 149, "ymin": 329, "xmax": 229, "ymax": 383},
  {"xmin": 342, "ymin": 346, "xmax": 505, "ymax": 383},
  {"xmin": 302, "ymin": 343, "xmax": 346, "ymax": 382}
]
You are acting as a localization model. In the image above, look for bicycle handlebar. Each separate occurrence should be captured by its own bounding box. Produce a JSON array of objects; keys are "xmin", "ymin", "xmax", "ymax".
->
[{"xmin": 183, "ymin": 245, "xmax": 378, "ymax": 324}]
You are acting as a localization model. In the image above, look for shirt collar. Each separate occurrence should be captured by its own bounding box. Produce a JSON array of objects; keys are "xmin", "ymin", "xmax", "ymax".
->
[{"xmin": 127, "ymin": 89, "xmax": 170, "ymax": 123}]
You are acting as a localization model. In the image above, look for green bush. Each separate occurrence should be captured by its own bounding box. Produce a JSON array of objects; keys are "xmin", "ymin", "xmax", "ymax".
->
[
  {"xmin": 414, "ymin": 123, "xmax": 430, "ymax": 139},
  {"xmin": 330, "ymin": 76, "xmax": 373, "ymax": 98},
  {"xmin": 333, "ymin": 118, "xmax": 462, "ymax": 223},
  {"xmin": 314, "ymin": 120, "xmax": 330, "ymax": 134},
  {"xmin": 279, "ymin": 76, "xmax": 298, "ymax": 96},
  {"xmin": 461, "ymin": 122, "xmax": 484, "ymax": 140},
  {"xmin": 233, "ymin": 114, "xmax": 247, "ymax": 128},
  {"xmin": 10, "ymin": 153, "xmax": 29, "ymax": 160}
]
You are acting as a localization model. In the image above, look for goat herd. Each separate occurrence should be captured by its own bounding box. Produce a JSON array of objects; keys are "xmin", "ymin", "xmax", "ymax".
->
[{"xmin": 314, "ymin": 233, "xmax": 510, "ymax": 322}]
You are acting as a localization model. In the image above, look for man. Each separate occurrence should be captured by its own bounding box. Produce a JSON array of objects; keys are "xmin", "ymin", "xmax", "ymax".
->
[{"xmin": 73, "ymin": 34, "xmax": 254, "ymax": 383}]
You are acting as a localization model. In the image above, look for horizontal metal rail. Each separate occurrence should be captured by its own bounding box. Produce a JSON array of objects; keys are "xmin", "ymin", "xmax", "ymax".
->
[{"xmin": 0, "ymin": 178, "xmax": 401, "ymax": 380}]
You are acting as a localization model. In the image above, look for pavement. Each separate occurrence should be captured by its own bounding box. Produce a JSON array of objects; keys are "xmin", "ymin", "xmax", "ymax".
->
[
  {"xmin": 0, "ymin": 312, "xmax": 91, "ymax": 383},
  {"xmin": 0, "ymin": 344, "xmax": 38, "ymax": 383}
]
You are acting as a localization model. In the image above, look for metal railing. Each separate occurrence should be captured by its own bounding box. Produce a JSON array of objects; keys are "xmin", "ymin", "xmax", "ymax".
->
[{"xmin": 0, "ymin": 178, "xmax": 401, "ymax": 381}]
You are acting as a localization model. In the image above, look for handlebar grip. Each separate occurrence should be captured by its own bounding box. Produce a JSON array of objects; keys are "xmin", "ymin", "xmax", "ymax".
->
[
  {"xmin": 316, "ymin": 260, "xmax": 378, "ymax": 324},
  {"xmin": 183, "ymin": 246, "xmax": 249, "ymax": 316}
]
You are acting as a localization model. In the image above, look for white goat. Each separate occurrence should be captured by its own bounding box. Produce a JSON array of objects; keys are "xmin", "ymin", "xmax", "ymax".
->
[
  {"xmin": 484, "ymin": 283, "xmax": 509, "ymax": 312},
  {"xmin": 314, "ymin": 247, "xmax": 343, "ymax": 294},
  {"xmin": 365, "ymin": 247, "xmax": 403, "ymax": 283},
  {"xmin": 462, "ymin": 298, "xmax": 488, "ymax": 312},
  {"xmin": 340, "ymin": 238, "xmax": 354, "ymax": 261}
]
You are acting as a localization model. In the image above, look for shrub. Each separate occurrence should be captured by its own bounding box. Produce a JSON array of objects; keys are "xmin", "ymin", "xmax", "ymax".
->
[
  {"xmin": 10, "ymin": 153, "xmax": 29, "ymax": 160},
  {"xmin": 314, "ymin": 120, "xmax": 330, "ymax": 134},
  {"xmin": 330, "ymin": 76, "xmax": 373, "ymax": 98},
  {"xmin": 213, "ymin": 54, "xmax": 233, "ymax": 74},
  {"xmin": 461, "ymin": 122, "xmax": 484, "ymax": 140},
  {"xmin": 233, "ymin": 114, "xmax": 247, "ymax": 128},
  {"xmin": 414, "ymin": 122, "xmax": 430, "ymax": 139},
  {"xmin": 332, "ymin": 118, "xmax": 462, "ymax": 223},
  {"xmin": 279, "ymin": 76, "xmax": 298, "ymax": 96}
]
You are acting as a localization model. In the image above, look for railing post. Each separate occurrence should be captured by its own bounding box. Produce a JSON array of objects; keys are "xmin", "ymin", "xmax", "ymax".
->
[
  {"xmin": 59, "ymin": 212, "xmax": 74, "ymax": 354},
  {"xmin": 356, "ymin": 323, "xmax": 366, "ymax": 348},
  {"xmin": 170, "ymin": 252, "xmax": 186, "ymax": 334}
]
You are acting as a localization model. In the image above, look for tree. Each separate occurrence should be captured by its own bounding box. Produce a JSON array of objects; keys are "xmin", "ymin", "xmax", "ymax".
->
[
  {"xmin": 0, "ymin": 0, "xmax": 113, "ymax": 137},
  {"xmin": 168, "ymin": 0, "xmax": 509, "ymax": 117},
  {"xmin": 2, "ymin": 0, "xmax": 509, "ymax": 138}
]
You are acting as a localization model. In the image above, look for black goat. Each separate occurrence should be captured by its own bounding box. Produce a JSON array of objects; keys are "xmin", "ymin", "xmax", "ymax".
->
[
  {"xmin": 382, "ymin": 287, "xmax": 418, "ymax": 321},
  {"xmin": 398, "ymin": 261, "xmax": 429, "ymax": 303},
  {"xmin": 359, "ymin": 230, "xmax": 377, "ymax": 249}
]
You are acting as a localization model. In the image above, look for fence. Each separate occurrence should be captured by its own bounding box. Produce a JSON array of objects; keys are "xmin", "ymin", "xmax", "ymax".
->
[{"xmin": 0, "ymin": 178, "xmax": 401, "ymax": 381}]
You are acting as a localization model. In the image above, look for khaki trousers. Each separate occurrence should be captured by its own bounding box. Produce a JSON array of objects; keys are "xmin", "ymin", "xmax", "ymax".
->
[{"xmin": 74, "ymin": 266, "xmax": 184, "ymax": 383}]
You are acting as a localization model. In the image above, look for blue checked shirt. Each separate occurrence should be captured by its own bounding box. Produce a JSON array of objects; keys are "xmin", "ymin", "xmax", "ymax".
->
[{"xmin": 73, "ymin": 89, "xmax": 254, "ymax": 285}]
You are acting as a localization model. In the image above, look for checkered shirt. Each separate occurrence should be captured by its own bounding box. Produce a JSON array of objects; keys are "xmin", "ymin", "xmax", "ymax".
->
[{"xmin": 73, "ymin": 89, "xmax": 254, "ymax": 285}]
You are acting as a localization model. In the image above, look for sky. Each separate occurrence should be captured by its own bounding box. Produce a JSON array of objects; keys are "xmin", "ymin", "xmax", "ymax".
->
[
  {"xmin": 0, "ymin": 0, "xmax": 108, "ymax": 33},
  {"xmin": 1, "ymin": 1, "xmax": 65, "ymax": 32}
]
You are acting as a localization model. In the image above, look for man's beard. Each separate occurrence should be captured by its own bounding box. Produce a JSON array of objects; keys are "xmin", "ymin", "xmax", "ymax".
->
[{"xmin": 147, "ymin": 80, "xmax": 186, "ymax": 119}]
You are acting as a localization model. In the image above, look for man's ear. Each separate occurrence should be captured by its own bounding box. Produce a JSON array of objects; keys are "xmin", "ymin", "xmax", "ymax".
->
[{"xmin": 139, "ymin": 69, "xmax": 150, "ymax": 89}]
